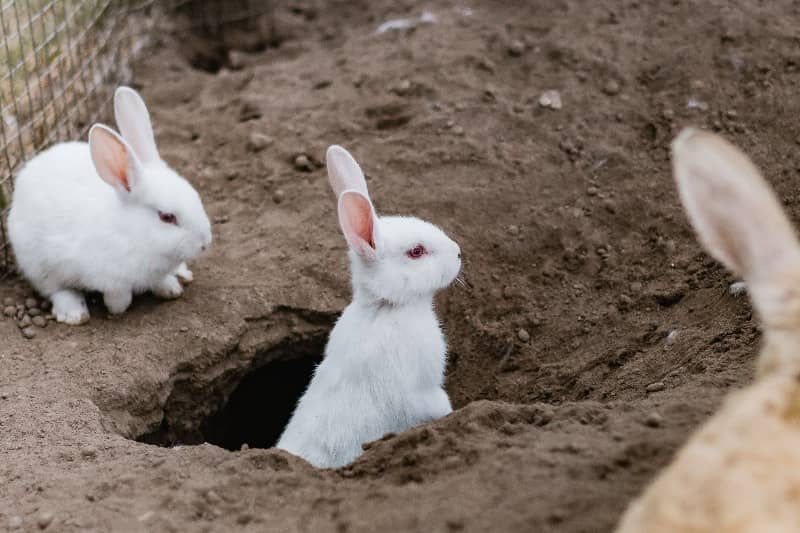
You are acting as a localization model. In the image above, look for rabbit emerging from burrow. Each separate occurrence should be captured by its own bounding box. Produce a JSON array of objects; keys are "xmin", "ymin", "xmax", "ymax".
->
[
  {"xmin": 8, "ymin": 87, "xmax": 212, "ymax": 325},
  {"xmin": 277, "ymin": 146, "xmax": 462, "ymax": 468},
  {"xmin": 617, "ymin": 128, "xmax": 800, "ymax": 532}
]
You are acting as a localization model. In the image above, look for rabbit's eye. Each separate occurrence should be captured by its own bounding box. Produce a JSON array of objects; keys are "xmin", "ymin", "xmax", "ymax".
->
[
  {"xmin": 159, "ymin": 211, "xmax": 178, "ymax": 225},
  {"xmin": 407, "ymin": 244, "xmax": 426, "ymax": 259}
]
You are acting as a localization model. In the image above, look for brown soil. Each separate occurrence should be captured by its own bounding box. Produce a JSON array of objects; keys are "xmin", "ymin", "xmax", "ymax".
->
[{"xmin": 2, "ymin": 0, "xmax": 797, "ymax": 531}]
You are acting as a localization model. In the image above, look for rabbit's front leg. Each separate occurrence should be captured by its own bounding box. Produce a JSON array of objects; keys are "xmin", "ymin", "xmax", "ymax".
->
[
  {"xmin": 174, "ymin": 262, "xmax": 193, "ymax": 284},
  {"xmin": 51, "ymin": 290, "xmax": 89, "ymax": 325},
  {"xmin": 152, "ymin": 275, "xmax": 183, "ymax": 299},
  {"xmin": 103, "ymin": 289, "xmax": 132, "ymax": 315}
]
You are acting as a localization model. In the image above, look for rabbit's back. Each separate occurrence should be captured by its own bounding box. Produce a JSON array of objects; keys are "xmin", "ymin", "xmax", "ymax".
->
[
  {"xmin": 9, "ymin": 142, "xmax": 121, "ymax": 294},
  {"xmin": 12, "ymin": 142, "xmax": 114, "ymax": 207}
]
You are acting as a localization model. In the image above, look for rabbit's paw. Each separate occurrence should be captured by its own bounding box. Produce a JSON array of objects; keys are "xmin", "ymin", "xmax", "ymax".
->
[
  {"xmin": 174, "ymin": 262, "xmax": 194, "ymax": 284},
  {"xmin": 52, "ymin": 290, "xmax": 90, "ymax": 325},
  {"xmin": 153, "ymin": 275, "xmax": 184, "ymax": 299}
]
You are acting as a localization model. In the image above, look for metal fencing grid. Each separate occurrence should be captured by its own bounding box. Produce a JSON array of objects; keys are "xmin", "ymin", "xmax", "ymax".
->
[{"xmin": 0, "ymin": 0, "xmax": 268, "ymax": 276}]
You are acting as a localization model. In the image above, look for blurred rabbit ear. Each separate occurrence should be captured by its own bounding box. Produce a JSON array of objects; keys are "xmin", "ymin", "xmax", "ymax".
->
[
  {"xmin": 327, "ymin": 145, "xmax": 369, "ymax": 198},
  {"xmin": 672, "ymin": 128, "xmax": 800, "ymax": 282},
  {"xmin": 114, "ymin": 86, "xmax": 159, "ymax": 164},
  {"xmin": 89, "ymin": 124, "xmax": 143, "ymax": 194},
  {"xmin": 338, "ymin": 190, "xmax": 380, "ymax": 261}
]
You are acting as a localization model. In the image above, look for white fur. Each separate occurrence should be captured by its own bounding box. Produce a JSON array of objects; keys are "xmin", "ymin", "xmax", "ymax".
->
[
  {"xmin": 8, "ymin": 87, "xmax": 211, "ymax": 324},
  {"xmin": 277, "ymin": 146, "xmax": 461, "ymax": 468}
]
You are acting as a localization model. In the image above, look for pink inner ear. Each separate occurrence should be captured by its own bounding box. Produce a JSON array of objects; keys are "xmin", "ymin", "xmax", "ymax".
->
[
  {"xmin": 341, "ymin": 192, "xmax": 375, "ymax": 251},
  {"xmin": 91, "ymin": 128, "xmax": 131, "ymax": 192},
  {"xmin": 107, "ymin": 139, "xmax": 131, "ymax": 192}
]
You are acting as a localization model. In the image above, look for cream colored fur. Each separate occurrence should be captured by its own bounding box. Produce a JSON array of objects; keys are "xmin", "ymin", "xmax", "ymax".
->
[{"xmin": 617, "ymin": 129, "xmax": 800, "ymax": 532}]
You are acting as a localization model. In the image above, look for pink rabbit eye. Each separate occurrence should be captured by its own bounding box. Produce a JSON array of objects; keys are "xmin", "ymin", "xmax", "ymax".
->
[
  {"xmin": 407, "ymin": 244, "xmax": 426, "ymax": 259},
  {"xmin": 159, "ymin": 211, "xmax": 178, "ymax": 225}
]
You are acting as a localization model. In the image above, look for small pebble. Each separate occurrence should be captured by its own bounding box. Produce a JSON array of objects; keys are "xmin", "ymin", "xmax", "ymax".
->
[
  {"xmin": 22, "ymin": 327, "xmax": 37, "ymax": 339},
  {"xmin": 28, "ymin": 308, "xmax": 41, "ymax": 317},
  {"xmin": 507, "ymin": 39, "xmax": 525, "ymax": 56},
  {"xmin": 603, "ymin": 80, "xmax": 620, "ymax": 95},
  {"xmin": 37, "ymin": 512, "xmax": 53, "ymax": 530},
  {"xmin": 587, "ymin": 186, "xmax": 599, "ymax": 196},
  {"xmin": 18, "ymin": 315, "xmax": 31, "ymax": 329},
  {"xmin": 247, "ymin": 132, "xmax": 273, "ymax": 152},
  {"xmin": 3, "ymin": 306, "xmax": 15, "ymax": 317},
  {"xmin": 8, "ymin": 516, "xmax": 22, "ymax": 529},
  {"xmin": 272, "ymin": 189, "xmax": 286, "ymax": 204},
  {"xmin": 238, "ymin": 100, "xmax": 262, "ymax": 122},
  {"xmin": 517, "ymin": 328, "xmax": 530, "ymax": 343},
  {"xmin": 240, "ymin": 443, "xmax": 250, "ymax": 451},
  {"xmin": 3, "ymin": 296, "xmax": 14, "ymax": 306},
  {"xmin": 180, "ymin": 326, "xmax": 189, "ymax": 332},
  {"xmin": 666, "ymin": 330, "xmax": 679, "ymax": 344},
  {"xmin": 646, "ymin": 382, "xmax": 665, "ymax": 393},
  {"xmin": 452, "ymin": 126, "xmax": 464, "ymax": 136},
  {"xmin": 25, "ymin": 298, "xmax": 38, "ymax": 309},
  {"xmin": 644, "ymin": 412, "xmax": 663, "ymax": 428},
  {"xmin": 32, "ymin": 316, "xmax": 47, "ymax": 328},
  {"xmin": 293, "ymin": 154, "xmax": 314, "ymax": 172},
  {"xmin": 507, "ymin": 225, "xmax": 520, "ymax": 236},
  {"xmin": 227, "ymin": 50, "xmax": 246, "ymax": 70},
  {"xmin": 538, "ymin": 90, "xmax": 562, "ymax": 110},
  {"xmin": 392, "ymin": 79, "xmax": 412, "ymax": 96},
  {"xmin": 81, "ymin": 446, "xmax": 97, "ymax": 459}
]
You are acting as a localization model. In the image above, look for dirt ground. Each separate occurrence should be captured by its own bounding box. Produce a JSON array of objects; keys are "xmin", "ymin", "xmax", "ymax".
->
[{"xmin": 2, "ymin": 0, "xmax": 799, "ymax": 531}]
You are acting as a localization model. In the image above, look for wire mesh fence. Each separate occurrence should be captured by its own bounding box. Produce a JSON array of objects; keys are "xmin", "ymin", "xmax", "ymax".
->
[{"xmin": 0, "ymin": 0, "xmax": 269, "ymax": 276}]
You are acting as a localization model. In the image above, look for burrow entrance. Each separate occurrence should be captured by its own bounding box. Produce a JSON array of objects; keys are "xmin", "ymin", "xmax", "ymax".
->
[{"xmin": 135, "ymin": 307, "xmax": 335, "ymax": 451}]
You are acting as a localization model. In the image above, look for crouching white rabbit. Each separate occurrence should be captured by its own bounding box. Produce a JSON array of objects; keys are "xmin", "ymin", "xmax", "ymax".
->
[
  {"xmin": 8, "ymin": 87, "xmax": 212, "ymax": 324},
  {"xmin": 277, "ymin": 146, "xmax": 462, "ymax": 468}
]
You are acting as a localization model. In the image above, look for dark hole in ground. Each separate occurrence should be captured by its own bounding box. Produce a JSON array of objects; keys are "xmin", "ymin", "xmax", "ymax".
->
[
  {"xmin": 202, "ymin": 354, "xmax": 321, "ymax": 450},
  {"xmin": 137, "ymin": 323, "xmax": 330, "ymax": 451}
]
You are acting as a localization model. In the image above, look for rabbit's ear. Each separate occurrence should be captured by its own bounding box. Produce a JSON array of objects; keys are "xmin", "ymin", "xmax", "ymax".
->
[
  {"xmin": 672, "ymin": 128, "xmax": 800, "ymax": 282},
  {"xmin": 338, "ymin": 190, "xmax": 380, "ymax": 261},
  {"xmin": 327, "ymin": 145, "xmax": 369, "ymax": 198},
  {"xmin": 89, "ymin": 124, "xmax": 143, "ymax": 193},
  {"xmin": 114, "ymin": 86, "xmax": 159, "ymax": 164}
]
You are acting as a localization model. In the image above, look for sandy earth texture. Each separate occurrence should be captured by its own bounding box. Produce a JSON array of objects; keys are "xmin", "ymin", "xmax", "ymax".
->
[{"xmin": 3, "ymin": 0, "xmax": 800, "ymax": 531}]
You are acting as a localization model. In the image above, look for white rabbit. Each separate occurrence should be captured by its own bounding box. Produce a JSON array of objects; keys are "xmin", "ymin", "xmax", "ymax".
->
[
  {"xmin": 616, "ymin": 129, "xmax": 800, "ymax": 532},
  {"xmin": 276, "ymin": 145, "xmax": 462, "ymax": 468},
  {"xmin": 8, "ymin": 87, "xmax": 211, "ymax": 325}
]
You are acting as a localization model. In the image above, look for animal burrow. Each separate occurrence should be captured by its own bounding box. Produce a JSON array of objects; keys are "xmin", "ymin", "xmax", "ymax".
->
[{"xmin": 130, "ymin": 307, "xmax": 336, "ymax": 451}]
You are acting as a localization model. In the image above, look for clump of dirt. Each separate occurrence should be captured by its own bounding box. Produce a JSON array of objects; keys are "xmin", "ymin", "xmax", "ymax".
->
[{"xmin": 1, "ymin": 0, "xmax": 795, "ymax": 531}]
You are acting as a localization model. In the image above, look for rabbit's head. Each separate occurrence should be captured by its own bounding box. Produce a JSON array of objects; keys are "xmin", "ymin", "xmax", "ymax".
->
[
  {"xmin": 326, "ymin": 146, "xmax": 461, "ymax": 305},
  {"xmin": 88, "ymin": 87, "xmax": 212, "ymax": 264},
  {"xmin": 673, "ymin": 128, "xmax": 800, "ymax": 375}
]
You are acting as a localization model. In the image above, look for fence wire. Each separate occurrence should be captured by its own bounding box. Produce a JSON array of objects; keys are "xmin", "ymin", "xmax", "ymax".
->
[{"xmin": 0, "ymin": 0, "xmax": 269, "ymax": 276}]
